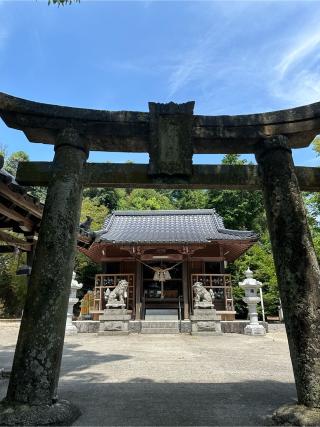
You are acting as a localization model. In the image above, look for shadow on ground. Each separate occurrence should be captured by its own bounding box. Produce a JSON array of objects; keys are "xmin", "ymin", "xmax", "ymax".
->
[
  {"xmin": 58, "ymin": 380, "xmax": 296, "ymax": 426},
  {"xmin": 0, "ymin": 342, "xmax": 132, "ymax": 377},
  {"xmin": 0, "ymin": 340, "xmax": 296, "ymax": 426},
  {"xmin": 61, "ymin": 343, "xmax": 132, "ymax": 378},
  {"xmin": 0, "ymin": 345, "xmax": 16, "ymax": 372}
]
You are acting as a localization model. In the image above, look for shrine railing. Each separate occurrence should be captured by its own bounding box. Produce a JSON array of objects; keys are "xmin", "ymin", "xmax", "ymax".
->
[
  {"xmin": 190, "ymin": 274, "xmax": 234, "ymax": 312},
  {"xmin": 91, "ymin": 274, "xmax": 135, "ymax": 315}
]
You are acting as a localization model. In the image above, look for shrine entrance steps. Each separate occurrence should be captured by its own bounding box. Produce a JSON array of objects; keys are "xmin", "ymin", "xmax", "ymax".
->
[
  {"xmin": 144, "ymin": 309, "xmax": 178, "ymax": 320},
  {"xmin": 142, "ymin": 309, "xmax": 180, "ymax": 333},
  {"xmin": 140, "ymin": 320, "xmax": 180, "ymax": 334}
]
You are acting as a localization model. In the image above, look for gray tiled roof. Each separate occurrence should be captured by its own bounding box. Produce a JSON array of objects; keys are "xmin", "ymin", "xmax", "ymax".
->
[{"xmin": 95, "ymin": 209, "xmax": 257, "ymax": 245}]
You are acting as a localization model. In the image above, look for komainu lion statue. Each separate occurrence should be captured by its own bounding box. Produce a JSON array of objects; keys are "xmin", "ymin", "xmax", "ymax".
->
[
  {"xmin": 192, "ymin": 281, "xmax": 215, "ymax": 308},
  {"xmin": 104, "ymin": 279, "xmax": 128, "ymax": 308}
]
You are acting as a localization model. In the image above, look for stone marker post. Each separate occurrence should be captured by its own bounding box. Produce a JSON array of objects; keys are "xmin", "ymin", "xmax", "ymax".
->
[
  {"xmin": 256, "ymin": 135, "xmax": 320, "ymax": 422},
  {"xmin": 0, "ymin": 128, "xmax": 88, "ymax": 426}
]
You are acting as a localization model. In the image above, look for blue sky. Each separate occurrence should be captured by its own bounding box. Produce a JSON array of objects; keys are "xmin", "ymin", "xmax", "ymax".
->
[{"xmin": 0, "ymin": 0, "xmax": 320, "ymax": 166}]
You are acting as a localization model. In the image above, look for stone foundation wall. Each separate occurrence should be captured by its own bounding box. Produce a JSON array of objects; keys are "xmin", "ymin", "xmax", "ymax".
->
[
  {"xmin": 129, "ymin": 321, "xmax": 142, "ymax": 333},
  {"xmin": 73, "ymin": 321, "xmax": 100, "ymax": 333},
  {"xmin": 73, "ymin": 320, "xmax": 269, "ymax": 334},
  {"xmin": 180, "ymin": 320, "xmax": 192, "ymax": 333}
]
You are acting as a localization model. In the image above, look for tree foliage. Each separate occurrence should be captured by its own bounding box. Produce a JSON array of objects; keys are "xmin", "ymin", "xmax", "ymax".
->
[
  {"xmin": 2, "ymin": 150, "xmax": 47, "ymax": 202},
  {"xmin": 118, "ymin": 189, "xmax": 174, "ymax": 210},
  {"xmin": 4, "ymin": 151, "xmax": 29, "ymax": 176},
  {"xmin": 207, "ymin": 154, "xmax": 265, "ymax": 232},
  {"xmin": 80, "ymin": 197, "xmax": 109, "ymax": 230},
  {"xmin": 229, "ymin": 233, "xmax": 278, "ymax": 318},
  {"xmin": 83, "ymin": 188, "xmax": 124, "ymax": 212},
  {"xmin": 0, "ymin": 253, "xmax": 28, "ymax": 318},
  {"xmin": 170, "ymin": 190, "xmax": 208, "ymax": 210}
]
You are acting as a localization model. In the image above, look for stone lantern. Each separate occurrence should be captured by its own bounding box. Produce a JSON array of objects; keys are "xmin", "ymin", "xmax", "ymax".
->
[
  {"xmin": 65, "ymin": 271, "xmax": 83, "ymax": 335},
  {"xmin": 239, "ymin": 268, "xmax": 266, "ymax": 336}
]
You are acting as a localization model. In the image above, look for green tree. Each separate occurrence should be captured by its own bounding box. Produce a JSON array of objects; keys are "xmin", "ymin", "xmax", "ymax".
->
[
  {"xmin": 83, "ymin": 188, "xmax": 124, "ymax": 212},
  {"xmin": 4, "ymin": 151, "xmax": 29, "ymax": 176},
  {"xmin": 208, "ymin": 154, "xmax": 265, "ymax": 232},
  {"xmin": 75, "ymin": 197, "xmax": 109, "ymax": 298},
  {"xmin": 0, "ymin": 253, "xmax": 28, "ymax": 318},
  {"xmin": 80, "ymin": 197, "xmax": 109, "ymax": 230},
  {"xmin": 230, "ymin": 233, "xmax": 279, "ymax": 318},
  {"xmin": 0, "ymin": 144, "xmax": 7, "ymax": 158},
  {"xmin": 169, "ymin": 190, "xmax": 208, "ymax": 210},
  {"xmin": 3, "ymin": 150, "xmax": 47, "ymax": 202},
  {"xmin": 118, "ymin": 189, "xmax": 174, "ymax": 210},
  {"xmin": 301, "ymin": 137, "xmax": 320, "ymax": 259},
  {"xmin": 74, "ymin": 252, "xmax": 101, "ymax": 306}
]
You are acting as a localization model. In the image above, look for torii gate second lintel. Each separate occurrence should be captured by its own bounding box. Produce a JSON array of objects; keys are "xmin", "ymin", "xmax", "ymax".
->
[{"xmin": 0, "ymin": 93, "xmax": 320, "ymax": 426}]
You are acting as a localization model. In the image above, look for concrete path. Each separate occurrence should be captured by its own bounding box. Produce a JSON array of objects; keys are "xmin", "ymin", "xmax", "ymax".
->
[{"xmin": 0, "ymin": 323, "xmax": 296, "ymax": 426}]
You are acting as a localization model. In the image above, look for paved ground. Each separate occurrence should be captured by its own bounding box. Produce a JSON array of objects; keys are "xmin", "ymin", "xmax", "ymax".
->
[{"xmin": 0, "ymin": 322, "xmax": 296, "ymax": 426}]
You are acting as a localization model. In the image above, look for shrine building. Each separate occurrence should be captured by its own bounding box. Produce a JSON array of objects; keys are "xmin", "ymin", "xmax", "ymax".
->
[{"xmin": 81, "ymin": 209, "xmax": 258, "ymax": 321}]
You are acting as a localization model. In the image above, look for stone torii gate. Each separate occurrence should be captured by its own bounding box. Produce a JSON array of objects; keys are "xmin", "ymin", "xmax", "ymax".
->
[{"xmin": 0, "ymin": 92, "xmax": 320, "ymax": 425}]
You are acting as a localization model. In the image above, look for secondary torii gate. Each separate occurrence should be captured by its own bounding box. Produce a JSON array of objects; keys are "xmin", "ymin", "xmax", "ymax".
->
[{"xmin": 0, "ymin": 92, "xmax": 320, "ymax": 425}]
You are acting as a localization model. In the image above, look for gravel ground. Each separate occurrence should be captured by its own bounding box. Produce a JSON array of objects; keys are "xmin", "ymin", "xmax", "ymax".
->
[{"xmin": 0, "ymin": 322, "xmax": 296, "ymax": 426}]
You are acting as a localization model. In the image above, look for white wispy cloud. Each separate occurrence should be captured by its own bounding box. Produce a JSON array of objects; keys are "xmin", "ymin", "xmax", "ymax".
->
[
  {"xmin": 168, "ymin": 49, "xmax": 209, "ymax": 98},
  {"xmin": 166, "ymin": 4, "xmax": 251, "ymax": 99},
  {"xmin": 166, "ymin": 4, "xmax": 320, "ymax": 110},
  {"xmin": 270, "ymin": 21, "xmax": 320, "ymax": 106},
  {"xmin": 276, "ymin": 30, "xmax": 320, "ymax": 78},
  {"xmin": 270, "ymin": 69, "xmax": 320, "ymax": 106}
]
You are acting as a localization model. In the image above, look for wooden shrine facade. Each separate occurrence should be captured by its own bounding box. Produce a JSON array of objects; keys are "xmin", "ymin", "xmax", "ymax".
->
[{"xmin": 80, "ymin": 209, "xmax": 257, "ymax": 320}]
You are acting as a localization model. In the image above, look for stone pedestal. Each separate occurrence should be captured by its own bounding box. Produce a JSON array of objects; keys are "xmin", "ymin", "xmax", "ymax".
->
[
  {"xmin": 98, "ymin": 309, "xmax": 131, "ymax": 335},
  {"xmin": 190, "ymin": 309, "xmax": 222, "ymax": 335},
  {"xmin": 244, "ymin": 322, "xmax": 266, "ymax": 336},
  {"xmin": 272, "ymin": 403, "xmax": 320, "ymax": 426}
]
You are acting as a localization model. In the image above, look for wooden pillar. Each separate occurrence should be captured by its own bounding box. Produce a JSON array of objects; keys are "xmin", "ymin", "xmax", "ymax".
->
[
  {"xmin": 25, "ymin": 234, "xmax": 35, "ymax": 271},
  {"xmin": 219, "ymin": 246, "xmax": 225, "ymax": 274},
  {"xmin": 135, "ymin": 261, "xmax": 142, "ymax": 320},
  {"xmin": 255, "ymin": 135, "xmax": 320, "ymax": 408},
  {"xmin": 182, "ymin": 258, "xmax": 189, "ymax": 319},
  {"xmin": 6, "ymin": 128, "xmax": 88, "ymax": 407}
]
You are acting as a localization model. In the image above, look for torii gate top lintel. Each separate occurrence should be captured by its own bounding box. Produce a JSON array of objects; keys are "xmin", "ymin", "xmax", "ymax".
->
[{"xmin": 0, "ymin": 91, "xmax": 319, "ymax": 155}]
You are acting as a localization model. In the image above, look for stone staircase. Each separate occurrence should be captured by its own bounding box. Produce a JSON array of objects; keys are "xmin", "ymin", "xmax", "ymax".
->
[{"xmin": 140, "ymin": 320, "xmax": 180, "ymax": 334}]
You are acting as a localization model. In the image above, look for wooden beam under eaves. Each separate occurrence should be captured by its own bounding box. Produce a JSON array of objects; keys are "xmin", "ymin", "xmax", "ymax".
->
[
  {"xmin": 0, "ymin": 230, "xmax": 32, "ymax": 251},
  {"xmin": 0, "ymin": 202, "xmax": 34, "ymax": 231},
  {"xmin": 0, "ymin": 182, "xmax": 42, "ymax": 219}
]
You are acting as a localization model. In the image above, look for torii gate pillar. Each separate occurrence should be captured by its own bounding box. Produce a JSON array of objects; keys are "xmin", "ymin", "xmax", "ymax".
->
[
  {"xmin": 256, "ymin": 136, "xmax": 320, "ymax": 424},
  {"xmin": 2, "ymin": 92, "xmax": 320, "ymax": 424},
  {"xmin": 0, "ymin": 129, "xmax": 88, "ymax": 425}
]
